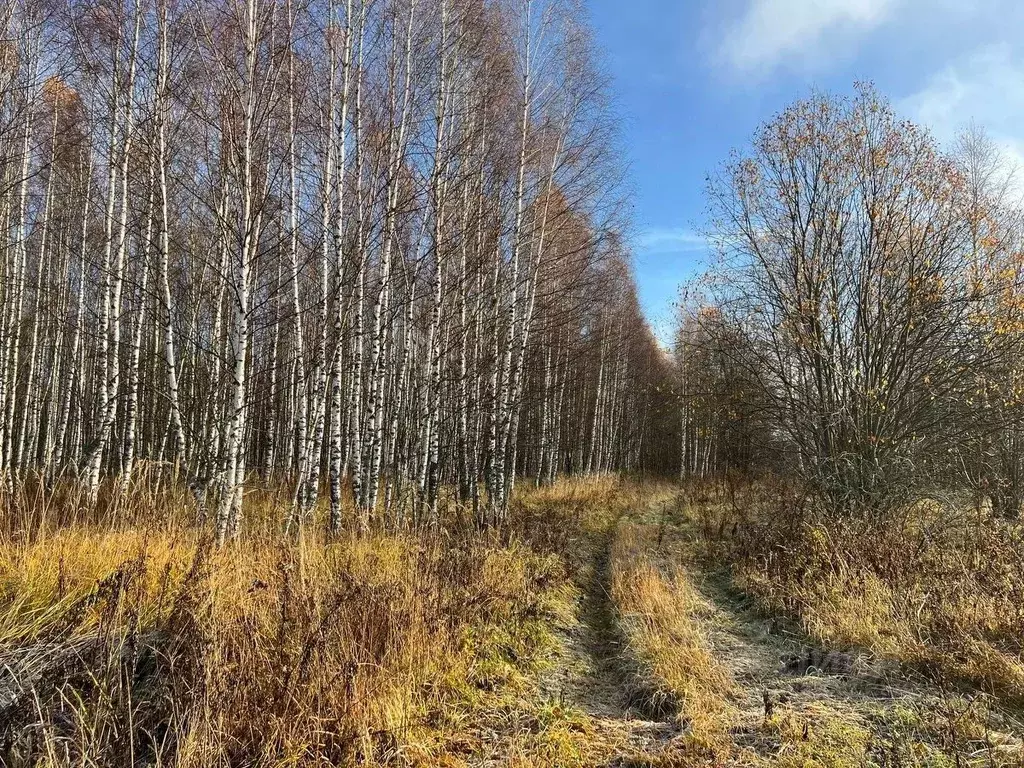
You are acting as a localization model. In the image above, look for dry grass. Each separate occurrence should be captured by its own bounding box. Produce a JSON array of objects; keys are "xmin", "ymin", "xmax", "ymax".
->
[
  {"xmin": 609, "ymin": 520, "xmax": 734, "ymax": 747},
  {"xmin": 602, "ymin": 489, "xmax": 1024, "ymax": 768},
  {"xmin": 0, "ymin": 475, "xmax": 618, "ymax": 768},
  {"xmin": 20, "ymin": 474, "xmax": 1018, "ymax": 767},
  {"xmin": 689, "ymin": 479, "xmax": 1024, "ymax": 705},
  {"xmin": 605, "ymin": 511, "xmax": 878, "ymax": 768},
  {"xmin": 0, "ymin": 473, "xmax": 695, "ymax": 768}
]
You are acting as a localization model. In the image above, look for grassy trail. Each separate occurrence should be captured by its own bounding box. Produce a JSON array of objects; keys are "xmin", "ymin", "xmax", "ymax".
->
[
  {"xmin": 620, "ymin": 494, "xmax": 1024, "ymax": 767},
  {"xmin": 468, "ymin": 495, "xmax": 684, "ymax": 767},
  {"xmin": 6, "ymin": 480, "xmax": 1024, "ymax": 767},
  {"xmin": 551, "ymin": 520, "xmax": 682, "ymax": 765},
  {"xmin": 468, "ymin": 488, "xmax": 1024, "ymax": 767}
]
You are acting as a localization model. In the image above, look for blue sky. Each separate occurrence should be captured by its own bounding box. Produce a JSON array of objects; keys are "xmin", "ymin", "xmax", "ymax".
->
[{"xmin": 586, "ymin": 0, "xmax": 1024, "ymax": 342}]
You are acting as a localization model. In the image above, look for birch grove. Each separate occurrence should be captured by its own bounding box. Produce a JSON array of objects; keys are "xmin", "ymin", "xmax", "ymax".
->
[{"xmin": 0, "ymin": 0, "xmax": 678, "ymax": 536}]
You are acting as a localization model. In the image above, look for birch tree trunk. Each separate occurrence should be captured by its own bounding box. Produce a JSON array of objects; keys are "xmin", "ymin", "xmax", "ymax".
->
[{"xmin": 85, "ymin": 8, "xmax": 141, "ymax": 505}]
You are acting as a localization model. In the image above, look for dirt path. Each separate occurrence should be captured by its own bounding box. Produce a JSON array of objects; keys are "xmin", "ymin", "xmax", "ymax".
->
[
  {"xmin": 687, "ymin": 565, "xmax": 919, "ymax": 759},
  {"xmin": 548, "ymin": 525, "xmax": 681, "ymax": 765},
  {"xmin": 668, "ymin": 520, "xmax": 1024, "ymax": 765},
  {"xmin": 467, "ymin": 515, "xmax": 682, "ymax": 767},
  {"xmin": 469, "ymin": 496, "xmax": 1024, "ymax": 766}
]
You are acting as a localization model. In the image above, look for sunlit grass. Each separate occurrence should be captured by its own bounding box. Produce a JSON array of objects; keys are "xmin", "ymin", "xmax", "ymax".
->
[
  {"xmin": 0, "ymin": 474, "xmax": 664, "ymax": 767},
  {"xmin": 689, "ymin": 480, "xmax": 1024, "ymax": 704},
  {"xmin": 610, "ymin": 520, "xmax": 734, "ymax": 746}
]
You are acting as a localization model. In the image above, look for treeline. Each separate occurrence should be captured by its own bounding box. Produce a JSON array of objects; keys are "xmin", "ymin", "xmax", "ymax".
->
[
  {"xmin": 0, "ymin": 0, "xmax": 675, "ymax": 539},
  {"xmin": 676, "ymin": 86, "xmax": 1024, "ymax": 516}
]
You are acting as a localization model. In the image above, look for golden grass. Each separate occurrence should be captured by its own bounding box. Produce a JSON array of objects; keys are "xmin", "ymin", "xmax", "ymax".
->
[
  {"xmin": 22, "ymin": 475, "xmax": 1018, "ymax": 766},
  {"xmin": 609, "ymin": 520, "xmax": 734, "ymax": 747},
  {"xmin": 0, "ymin": 480, "xmax": 611, "ymax": 767},
  {"xmin": 689, "ymin": 481, "xmax": 1024, "ymax": 705},
  {"xmin": 605, "ymin": 515, "xmax": 884, "ymax": 768},
  {"xmin": 2, "ymin": 474, "xmax": 695, "ymax": 768},
  {"xmin": 601, "ymin": 488, "xmax": 1024, "ymax": 768}
]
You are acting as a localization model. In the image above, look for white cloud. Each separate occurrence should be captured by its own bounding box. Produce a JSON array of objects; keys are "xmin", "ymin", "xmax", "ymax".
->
[
  {"xmin": 636, "ymin": 227, "xmax": 707, "ymax": 255},
  {"xmin": 899, "ymin": 45, "xmax": 1024, "ymax": 202},
  {"xmin": 634, "ymin": 228, "xmax": 707, "ymax": 346},
  {"xmin": 716, "ymin": 0, "xmax": 900, "ymax": 74},
  {"xmin": 900, "ymin": 45, "xmax": 1024, "ymax": 141}
]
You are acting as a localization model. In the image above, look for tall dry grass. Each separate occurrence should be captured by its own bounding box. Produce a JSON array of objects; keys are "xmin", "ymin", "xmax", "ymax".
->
[
  {"xmin": 0, "ymin": 474, "xmax": 602, "ymax": 767},
  {"xmin": 609, "ymin": 519, "xmax": 734, "ymax": 747},
  {"xmin": 690, "ymin": 478, "xmax": 1024, "ymax": 703}
]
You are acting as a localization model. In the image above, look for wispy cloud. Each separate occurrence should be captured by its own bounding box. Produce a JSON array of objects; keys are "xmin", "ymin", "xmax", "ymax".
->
[
  {"xmin": 633, "ymin": 227, "xmax": 707, "ymax": 346},
  {"xmin": 636, "ymin": 227, "xmax": 708, "ymax": 255},
  {"xmin": 715, "ymin": 0, "xmax": 901, "ymax": 75},
  {"xmin": 900, "ymin": 45, "xmax": 1024, "ymax": 141},
  {"xmin": 899, "ymin": 44, "xmax": 1024, "ymax": 201}
]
